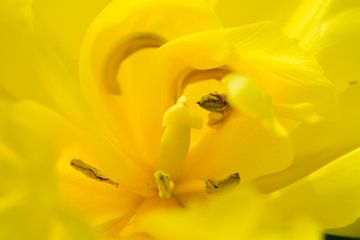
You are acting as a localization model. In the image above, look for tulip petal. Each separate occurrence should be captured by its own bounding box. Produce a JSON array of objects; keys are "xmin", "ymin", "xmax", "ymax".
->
[
  {"xmin": 272, "ymin": 147, "xmax": 360, "ymax": 229},
  {"xmin": 137, "ymin": 187, "xmax": 321, "ymax": 240},
  {"xmin": 209, "ymin": 0, "xmax": 301, "ymax": 27},
  {"xmin": 0, "ymin": 100, "xmax": 72, "ymax": 166},
  {"xmin": 180, "ymin": 115, "xmax": 293, "ymax": 182},
  {"xmin": 0, "ymin": 3, "xmax": 89, "ymax": 124},
  {"xmin": 227, "ymin": 22, "xmax": 336, "ymax": 119},
  {"xmin": 253, "ymin": 85, "xmax": 360, "ymax": 192},
  {"xmin": 284, "ymin": 0, "xmax": 360, "ymax": 39},
  {"xmin": 224, "ymin": 74, "xmax": 287, "ymax": 137},
  {"xmin": 302, "ymin": 10, "xmax": 360, "ymax": 94},
  {"xmin": 32, "ymin": 0, "xmax": 114, "ymax": 71},
  {"xmin": 0, "ymin": 100, "xmax": 94, "ymax": 239},
  {"xmin": 0, "ymin": 3, "xmax": 57, "ymax": 106}
]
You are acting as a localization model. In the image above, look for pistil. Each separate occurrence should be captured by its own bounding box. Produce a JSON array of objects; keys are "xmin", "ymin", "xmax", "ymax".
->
[{"xmin": 157, "ymin": 96, "xmax": 202, "ymax": 178}]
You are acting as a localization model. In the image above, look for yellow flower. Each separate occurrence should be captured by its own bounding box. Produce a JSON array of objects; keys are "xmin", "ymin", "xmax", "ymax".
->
[{"xmin": 0, "ymin": 0, "xmax": 359, "ymax": 239}]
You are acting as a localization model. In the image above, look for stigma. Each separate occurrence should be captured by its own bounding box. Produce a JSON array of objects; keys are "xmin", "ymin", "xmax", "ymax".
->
[{"xmin": 154, "ymin": 170, "xmax": 175, "ymax": 199}]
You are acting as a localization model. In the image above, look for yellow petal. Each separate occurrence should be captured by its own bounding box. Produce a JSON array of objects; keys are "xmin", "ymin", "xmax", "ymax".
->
[
  {"xmin": 284, "ymin": 0, "xmax": 332, "ymax": 39},
  {"xmin": 50, "ymin": 212, "xmax": 101, "ymax": 240},
  {"xmin": 274, "ymin": 103, "xmax": 322, "ymax": 124},
  {"xmin": 0, "ymin": 3, "xmax": 56, "ymax": 106},
  {"xmin": 302, "ymin": 10, "xmax": 360, "ymax": 94},
  {"xmin": 0, "ymin": 100, "xmax": 97, "ymax": 240},
  {"xmin": 272, "ymin": 147, "xmax": 360, "ymax": 229},
  {"xmin": 253, "ymin": 85, "xmax": 360, "ymax": 192},
  {"xmin": 0, "ymin": 141, "xmax": 23, "ymax": 195},
  {"xmin": 180, "ymin": 115, "xmax": 293, "ymax": 182},
  {"xmin": 0, "ymin": 200, "xmax": 100, "ymax": 240},
  {"xmin": 32, "ymin": 0, "xmax": 114, "ymax": 72},
  {"xmin": 224, "ymin": 74, "xmax": 287, "ymax": 137},
  {"xmin": 209, "ymin": 0, "xmax": 301, "ymax": 28},
  {"xmin": 138, "ymin": 187, "xmax": 265, "ymax": 240},
  {"xmin": 0, "ymin": 3, "xmax": 89, "ymax": 123},
  {"xmin": 0, "ymin": 202, "xmax": 53, "ymax": 239},
  {"xmin": 228, "ymin": 22, "xmax": 336, "ymax": 120},
  {"xmin": 284, "ymin": 0, "xmax": 360, "ymax": 39},
  {"xmin": 0, "ymin": 101, "xmax": 72, "ymax": 165},
  {"xmin": 137, "ymin": 187, "xmax": 321, "ymax": 240}
]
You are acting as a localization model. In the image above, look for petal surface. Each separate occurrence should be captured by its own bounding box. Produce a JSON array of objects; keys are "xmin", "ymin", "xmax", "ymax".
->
[
  {"xmin": 137, "ymin": 187, "xmax": 321, "ymax": 240},
  {"xmin": 210, "ymin": 0, "xmax": 301, "ymax": 27},
  {"xmin": 253, "ymin": 85, "xmax": 360, "ymax": 192},
  {"xmin": 284, "ymin": 0, "xmax": 360, "ymax": 39},
  {"xmin": 32, "ymin": 0, "xmax": 114, "ymax": 71},
  {"xmin": 180, "ymin": 115, "xmax": 293, "ymax": 182},
  {"xmin": 272, "ymin": 147, "xmax": 360, "ymax": 229},
  {"xmin": 302, "ymin": 9, "xmax": 360, "ymax": 94},
  {"xmin": 0, "ymin": 100, "xmax": 94, "ymax": 240},
  {"xmin": 0, "ymin": 2, "xmax": 90, "ymax": 125}
]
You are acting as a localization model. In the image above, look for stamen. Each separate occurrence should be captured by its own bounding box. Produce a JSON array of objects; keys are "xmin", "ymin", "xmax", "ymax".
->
[
  {"xmin": 102, "ymin": 32, "xmax": 166, "ymax": 94},
  {"xmin": 70, "ymin": 159, "xmax": 119, "ymax": 187},
  {"xmin": 197, "ymin": 92, "xmax": 231, "ymax": 128},
  {"xmin": 197, "ymin": 92, "xmax": 228, "ymax": 112},
  {"xmin": 205, "ymin": 172, "xmax": 240, "ymax": 194},
  {"xmin": 154, "ymin": 170, "xmax": 174, "ymax": 199}
]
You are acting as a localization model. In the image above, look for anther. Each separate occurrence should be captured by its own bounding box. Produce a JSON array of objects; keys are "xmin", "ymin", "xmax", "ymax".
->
[
  {"xmin": 154, "ymin": 170, "xmax": 174, "ymax": 199},
  {"xmin": 205, "ymin": 172, "xmax": 240, "ymax": 194},
  {"xmin": 197, "ymin": 92, "xmax": 228, "ymax": 112},
  {"xmin": 70, "ymin": 159, "xmax": 119, "ymax": 187}
]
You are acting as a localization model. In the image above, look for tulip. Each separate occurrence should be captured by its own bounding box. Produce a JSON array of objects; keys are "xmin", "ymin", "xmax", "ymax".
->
[{"xmin": 0, "ymin": 0, "xmax": 359, "ymax": 239}]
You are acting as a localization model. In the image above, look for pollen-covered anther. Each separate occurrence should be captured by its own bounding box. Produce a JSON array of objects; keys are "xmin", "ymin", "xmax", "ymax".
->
[
  {"xmin": 70, "ymin": 159, "xmax": 119, "ymax": 187},
  {"xmin": 197, "ymin": 92, "xmax": 230, "ymax": 128},
  {"xmin": 205, "ymin": 172, "xmax": 240, "ymax": 194},
  {"xmin": 197, "ymin": 92, "xmax": 228, "ymax": 112},
  {"xmin": 154, "ymin": 170, "xmax": 175, "ymax": 199}
]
